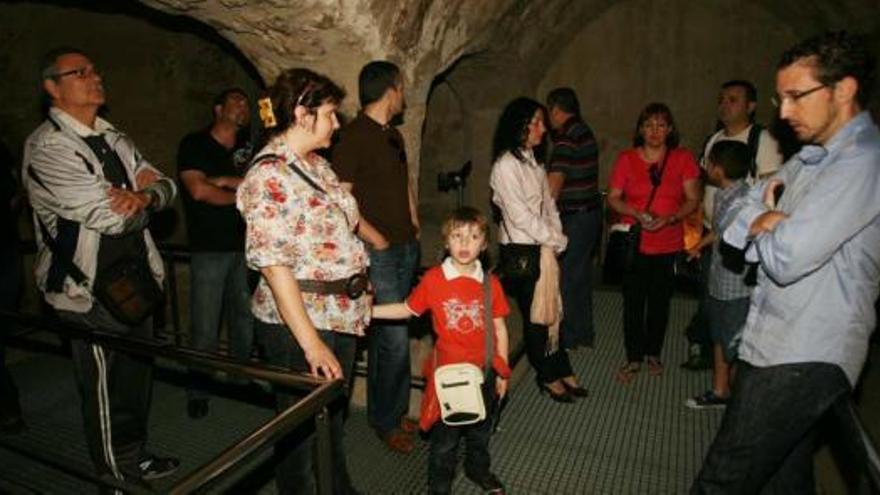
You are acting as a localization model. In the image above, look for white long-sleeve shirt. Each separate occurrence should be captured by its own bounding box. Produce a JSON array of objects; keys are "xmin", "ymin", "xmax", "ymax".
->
[{"xmin": 489, "ymin": 149, "xmax": 567, "ymax": 252}]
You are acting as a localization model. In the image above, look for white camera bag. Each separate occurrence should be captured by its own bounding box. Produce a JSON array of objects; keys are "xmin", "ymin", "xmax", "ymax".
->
[{"xmin": 433, "ymin": 270, "xmax": 493, "ymax": 426}]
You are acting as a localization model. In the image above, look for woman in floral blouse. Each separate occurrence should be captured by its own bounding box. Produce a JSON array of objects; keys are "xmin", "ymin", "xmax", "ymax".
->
[{"xmin": 237, "ymin": 68, "xmax": 369, "ymax": 495}]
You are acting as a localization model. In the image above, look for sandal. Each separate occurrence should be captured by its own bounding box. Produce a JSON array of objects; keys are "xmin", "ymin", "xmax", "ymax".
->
[
  {"xmin": 645, "ymin": 357, "xmax": 664, "ymax": 376},
  {"xmin": 616, "ymin": 362, "xmax": 640, "ymax": 384}
]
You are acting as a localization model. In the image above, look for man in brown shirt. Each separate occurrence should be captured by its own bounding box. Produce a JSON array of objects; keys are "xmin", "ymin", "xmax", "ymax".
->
[{"xmin": 333, "ymin": 61, "xmax": 420, "ymax": 453}]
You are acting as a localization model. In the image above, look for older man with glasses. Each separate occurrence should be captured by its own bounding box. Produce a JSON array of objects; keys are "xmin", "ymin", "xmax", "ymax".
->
[{"xmin": 23, "ymin": 46, "xmax": 179, "ymax": 486}]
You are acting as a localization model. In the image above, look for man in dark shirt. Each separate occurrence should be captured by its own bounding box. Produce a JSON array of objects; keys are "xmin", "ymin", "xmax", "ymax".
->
[
  {"xmin": 177, "ymin": 88, "xmax": 253, "ymax": 419},
  {"xmin": 546, "ymin": 88, "xmax": 601, "ymax": 351},
  {"xmin": 332, "ymin": 61, "xmax": 420, "ymax": 453}
]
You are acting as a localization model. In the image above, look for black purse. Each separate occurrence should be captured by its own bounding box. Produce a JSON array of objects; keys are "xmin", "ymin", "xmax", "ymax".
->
[
  {"xmin": 37, "ymin": 217, "xmax": 162, "ymax": 325},
  {"xmin": 495, "ymin": 195, "xmax": 542, "ymax": 280},
  {"xmin": 92, "ymin": 257, "xmax": 163, "ymax": 326},
  {"xmin": 497, "ymin": 243, "xmax": 540, "ymax": 280}
]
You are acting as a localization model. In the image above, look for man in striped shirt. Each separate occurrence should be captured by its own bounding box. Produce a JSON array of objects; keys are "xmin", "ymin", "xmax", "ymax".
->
[{"xmin": 546, "ymin": 87, "xmax": 601, "ymax": 351}]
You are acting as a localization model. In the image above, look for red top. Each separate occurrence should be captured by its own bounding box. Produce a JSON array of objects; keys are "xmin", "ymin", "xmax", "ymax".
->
[
  {"xmin": 406, "ymin": 265, "xmax": 511, "ymax": 430},
  {"xmin": 609, "ymin": 147, "xmax": 700, "ymax": 254}
]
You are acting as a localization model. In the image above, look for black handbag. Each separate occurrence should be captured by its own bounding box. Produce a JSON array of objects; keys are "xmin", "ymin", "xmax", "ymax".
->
[
  {"xmin": 603, "ymin": 225, "xmax": 641, "ymax": 284},
  {"xmin": 92, "ymin": 257, "xmax": 163, "ymax": 326},
  {"xmin": 37, "ymin": 217, "xmax": 162, "ymax": 325},
  {"xmin": 497, "ymin": 243, "xmax": 540, "ymax": 280}
]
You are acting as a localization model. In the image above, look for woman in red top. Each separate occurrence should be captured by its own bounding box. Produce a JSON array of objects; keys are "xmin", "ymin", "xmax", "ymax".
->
[{"xmin": 607, "ymin": 102, "xmax": 700, "ymax": 382}]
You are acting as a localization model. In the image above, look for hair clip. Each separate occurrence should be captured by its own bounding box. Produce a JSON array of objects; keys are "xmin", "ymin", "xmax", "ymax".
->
[{"xmin": 258, "ymin": 97, "xmax": 277, "ymax": 129}]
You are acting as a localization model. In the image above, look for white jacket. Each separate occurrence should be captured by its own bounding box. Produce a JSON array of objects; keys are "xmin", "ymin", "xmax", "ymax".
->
[{"xmin": 23, "ymin": 108, "xmax": 176, "ymax": 313}]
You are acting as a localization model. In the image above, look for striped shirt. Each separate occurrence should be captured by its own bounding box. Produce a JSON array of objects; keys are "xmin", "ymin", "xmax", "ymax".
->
[
  {"xmin": 547, "ymin": 118, "xmax": 600, "ymax": 212},
  {"xmin": 708, "ymin": 180, "xmax": 752, "ymax": 300}
]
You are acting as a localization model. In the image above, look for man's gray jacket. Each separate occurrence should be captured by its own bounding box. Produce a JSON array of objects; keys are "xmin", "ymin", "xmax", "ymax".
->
[{"xmin": 23, "ymin": 107, "xmax": 176, "ymax": 313}]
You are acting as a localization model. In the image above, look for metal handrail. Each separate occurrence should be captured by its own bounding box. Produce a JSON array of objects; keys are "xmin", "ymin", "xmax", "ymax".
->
[{"xmin": 0, "ymin": 310, "xmax": 342, "ymax": 494}]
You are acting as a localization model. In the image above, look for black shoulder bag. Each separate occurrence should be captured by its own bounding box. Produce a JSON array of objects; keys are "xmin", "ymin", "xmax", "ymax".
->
[{"xmin": 36, "ymin": 216, "xmax": 162, "ymax": 326}]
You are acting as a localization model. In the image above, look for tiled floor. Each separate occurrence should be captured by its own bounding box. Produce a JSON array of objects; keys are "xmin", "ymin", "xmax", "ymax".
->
[{"xmin": 0, "ymin": 291, "xmax": 728, "ymax": 494}]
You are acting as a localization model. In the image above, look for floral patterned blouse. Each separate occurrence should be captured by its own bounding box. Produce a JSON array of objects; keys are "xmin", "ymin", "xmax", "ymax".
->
[{"xmin": 237, "ymin": 140, "xmax": 370, "ymax": 335}]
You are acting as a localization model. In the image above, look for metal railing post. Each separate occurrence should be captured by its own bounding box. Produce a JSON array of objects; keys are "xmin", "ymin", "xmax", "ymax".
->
[
  {"xmin": 165, "ymin": 255, "xmax": 182, "ymax": 346},
  {"xmin": 315, "ymin": 406, "xmax": 334, "ymax": 495}
]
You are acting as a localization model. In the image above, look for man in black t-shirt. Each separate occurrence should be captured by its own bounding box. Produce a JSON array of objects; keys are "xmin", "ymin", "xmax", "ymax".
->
[{"xmin": 178, "ymin": 88, "xmax": 253, "ymax": 419}]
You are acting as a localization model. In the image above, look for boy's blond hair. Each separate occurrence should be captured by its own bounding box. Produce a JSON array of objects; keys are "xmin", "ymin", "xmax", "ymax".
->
[{"xmin": 441, "ymin": 207, "xmax": 489, "ymax": 242}]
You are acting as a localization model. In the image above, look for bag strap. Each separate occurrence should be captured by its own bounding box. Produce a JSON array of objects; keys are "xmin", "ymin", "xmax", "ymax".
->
[
  {"xmin": 746, "ymin": 124, "xmax": 763, "ymax": 179},
  {"xmin": 483, "ymin": 268, "xmax": 494, "ymax": 376},
  {"xmin": 644, "ymin": 151, "xmax": 669, "ymax": 212},
  {"xmin": 35, "ymin": 215, "xmax": 90, "ymax": 287},
  {"xmin": 430, "ymin": 268, "xmax": 495, "ymax": 378},
  {"xmin": 252, "ymin": 153, "xmax": 328, "ymax": 195}
]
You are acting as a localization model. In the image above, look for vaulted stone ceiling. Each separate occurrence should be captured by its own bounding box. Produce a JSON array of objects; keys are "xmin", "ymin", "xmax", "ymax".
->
[
  {"xmin": 141, "ymin": 0, "xmax": 880, "ymax": 183},
  {"xmin": 141, "ymin": 0, "xmax": 880, "ymax": 97}
]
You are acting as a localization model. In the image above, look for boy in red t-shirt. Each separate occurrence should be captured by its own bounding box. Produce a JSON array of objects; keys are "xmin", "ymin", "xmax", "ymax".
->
[{"xmin": 373, "ymin": 207, "xmax": 511, "ymax": 495}]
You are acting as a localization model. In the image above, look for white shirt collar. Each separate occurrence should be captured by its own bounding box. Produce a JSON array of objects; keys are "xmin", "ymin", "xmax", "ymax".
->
[
  {"xmin": 50, "ymin": 107, "xmax": 114, "ymax": 137},
  {"xmin": 441, "ymin": 257, "xmax": 484, "ymax": 282}
]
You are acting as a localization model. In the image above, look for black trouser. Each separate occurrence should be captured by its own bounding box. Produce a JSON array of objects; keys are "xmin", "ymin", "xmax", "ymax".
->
[
  {"xmin": 622, "ymin": 252, "xmax": 676, "ymax": 363},
  {"xmin": 256, "ymin": 320, "xmax": 357, "ymax": 495},
  {"xmin": 0, "ymin": 243, "xmax": 22, "ymax": 423},
  {"xmin": 499, "ymin": 245, "xmax": 573, "ymax": 383},
  {"xmin": 429, "ymin": 371, "xmax": 497, "ymax": 494},
  {"xmin": 58, "ymin": 302, "xmax": 154, "ymax": 482},
  {"xmin": 684, "ymin": 249, "xmax": 713, "ymax": 356}
]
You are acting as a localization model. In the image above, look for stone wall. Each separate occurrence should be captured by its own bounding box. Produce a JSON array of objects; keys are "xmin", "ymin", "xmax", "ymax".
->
[
  {"xmin": 537, "ymin": 0, "xmax": 798, "ymax": 186},
  {"xmin": 0, "ymin": 1, "xmax": 263, "ymax": 245},
  {"xmin": 416, "ymin": 0, "xmax": 802, "ymax": 257}
]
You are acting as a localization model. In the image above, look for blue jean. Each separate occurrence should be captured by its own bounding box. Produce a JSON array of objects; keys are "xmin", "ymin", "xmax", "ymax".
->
[
  {"xmin": 367, "ymin": 241, "xmax": 419, "ymax": 434},
  {"xmin": 187, "ymin": 251, "xmax": 254, "ymax": 400},
  {"xmin": 691, "ymin": 361, "xmax": 851, "ymax": 494},
  {"xmin": 255, "ymin": 321, "xmax": 358, "ymax": 495},
  {"xmin": 706, "ymin": 296, "xmax": 749, "ymax": 363},
  {"xmin": 559, "ymin": 208, "xmax": 602, "ymax": 349}
]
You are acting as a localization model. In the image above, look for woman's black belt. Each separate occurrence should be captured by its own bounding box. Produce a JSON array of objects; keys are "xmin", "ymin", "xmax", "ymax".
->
[{"xmin": 297, "ymin": 273, "xmax": 369, "ymax": 299}]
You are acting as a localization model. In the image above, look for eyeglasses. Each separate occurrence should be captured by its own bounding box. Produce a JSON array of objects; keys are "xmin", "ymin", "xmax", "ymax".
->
[
  {"xmin": 771, "ymin": 84, "xmax": 827, "ymax": 107},
  {"xmin": 50, "ymin": 66, "xmax": 101, "ymax": 80}
]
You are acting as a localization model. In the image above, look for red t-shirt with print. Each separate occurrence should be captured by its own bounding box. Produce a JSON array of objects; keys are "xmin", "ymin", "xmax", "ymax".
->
[
  {"xmin": 406, "ymin": 265, "xmax": 510, "ymax": 430},
  {"xmin": 609, "ymin": 147, "xmax": 700, "ymax": 254}
]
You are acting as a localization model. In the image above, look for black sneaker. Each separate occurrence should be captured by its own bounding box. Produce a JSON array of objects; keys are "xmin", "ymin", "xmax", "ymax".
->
[
  {"xmin": 135, "ymin": 455, "xmax": 180, "ymax": 481},
  {"xmin": 0, "ymin": 413, "xmax": 25, "ymax": 434},
  {"xmin": 685, "ymin": 390, "xmax": 728, "ymax": 410},
  {"xmin": 187, "ymin": 398, "xmax": 209, "ymax": 419},
  {"xmin": 467, "ymin": 472, "xmax": 505, "ymax": 494},
  {"xmin": 679, "ymin": 353, "xmax": 712, "ymax": 371}
]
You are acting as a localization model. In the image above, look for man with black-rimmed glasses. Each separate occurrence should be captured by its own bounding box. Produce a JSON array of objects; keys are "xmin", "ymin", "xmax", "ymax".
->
[
  {"xmin": 23, "ymin": 47, "xmax": 179, "ymax": 486},
  {"xmin": 692, "ymin": 31, "xmax": 880, "ymax": 494}
]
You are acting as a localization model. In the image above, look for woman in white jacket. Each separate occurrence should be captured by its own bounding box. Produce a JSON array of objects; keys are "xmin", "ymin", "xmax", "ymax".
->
[{"xmin": 490, "ymin": 97, "xmax": 586, "ymax": 403}]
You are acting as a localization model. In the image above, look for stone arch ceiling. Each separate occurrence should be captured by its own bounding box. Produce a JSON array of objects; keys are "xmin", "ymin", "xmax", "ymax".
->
[
  {"xmin": 141, "ymin": 0, "xmax": 879, "ymax": 171},
  {"xmin": 142, "ymin": 0, "xmax": 879, "ymax": 92}
]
